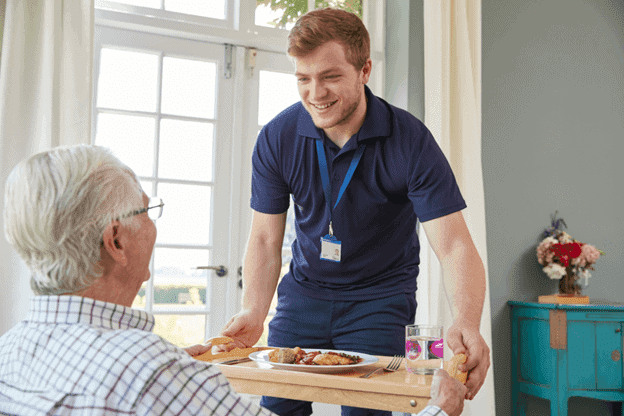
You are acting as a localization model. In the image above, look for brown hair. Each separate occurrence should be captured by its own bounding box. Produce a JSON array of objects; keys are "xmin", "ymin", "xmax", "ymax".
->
[{"xmin": 288, "ymin": 8, "xmax": 370, "ymax": 70}]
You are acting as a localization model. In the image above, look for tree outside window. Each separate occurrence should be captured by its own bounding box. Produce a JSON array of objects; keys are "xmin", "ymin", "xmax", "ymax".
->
[{"xmin": 257, "ymin": 0, "xmax": 363, "ymax": 29}]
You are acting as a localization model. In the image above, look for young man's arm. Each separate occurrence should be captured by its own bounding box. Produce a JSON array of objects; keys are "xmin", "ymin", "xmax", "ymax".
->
[
  {"xmin": 421, "ymin": 211, "xmax": 491, "ymax": 400},
  {"xmin": 220, "ymin": 210, "xmax": 287, "ymax": 348}
]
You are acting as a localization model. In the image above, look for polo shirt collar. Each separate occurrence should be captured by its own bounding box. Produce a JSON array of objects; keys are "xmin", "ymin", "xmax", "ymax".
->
[{"xmin": 296, "ymin": 85, "xmax": 392, "ymax": 144}]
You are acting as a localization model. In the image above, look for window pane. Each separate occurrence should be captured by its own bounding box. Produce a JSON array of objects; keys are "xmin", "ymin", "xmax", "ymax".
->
[
  {"xmin": 140, "ymin": 181, "xmax": 154, "ymax": 197},
  {"xmin": 159, "ymin": 119, "xmax": 214, "ymax": 181},
  {"xmin": 97, "ymin": 48, "xmax": 159, "ymax": 112},
  {"xmin": 161, "ymin": 57, "xmax": 216, "ymax": 119},
  {"xmin": 166, "ymin": 0, "xmax": 226, "ymax": 19},
  {"xmin": 152, "ymin": 247, "xmax": 210, "ymax": 310},
  {"xmin": 255, "ymin": 1, "xmax": 363, "ymax": 29},
  {"xmin": 257, "ymin": 206, "xmax": 295, "ymax": 347},
  {"xmin": 255, "ymin": 0, "xmax": 305, "ymax": 29},
  {"xmin": 154, "ymin": 314, "xmax": 206, "ymax": 347},
  {"xmin": 258, "ymin": 70, "xmax": 300, "ymax": 125},
  {"xmin": 95, "ymin": 113, "xmax": 156, "ymax": 177},
  {"xmin": 155, "ymin": 183, "xmax": 211, "ymax": 245},
  {"xmin": 112, "ymin": 0, "xmax": 161, "ymax": 8}
]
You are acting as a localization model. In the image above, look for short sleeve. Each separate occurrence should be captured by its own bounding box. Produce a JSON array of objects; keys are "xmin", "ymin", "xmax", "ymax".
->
[
  {"xmin": 407, "ymin": 127, "xmax": 466, "ymax": 222},
  {"xmin": 250, "ymin": 127, "xmax": 291, "ymax": 214}
]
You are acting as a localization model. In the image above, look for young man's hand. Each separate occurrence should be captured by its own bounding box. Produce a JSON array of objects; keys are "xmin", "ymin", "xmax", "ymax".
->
[{"xmin": 446, "ymin": 323, "xmax": 491, "ymax": 399}]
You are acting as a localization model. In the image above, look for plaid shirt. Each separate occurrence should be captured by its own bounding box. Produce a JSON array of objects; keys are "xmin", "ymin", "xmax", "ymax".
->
[
  {"xmin": 417, "ymin": 406, "xmax": 448, "ymax": 416},
  {"xmin": 0, "ymin": 296, "xmax": 275, "ymax": 416},
  {"xmin": 0, "ymin": 296, "xmax": 447, "ymax": 416}
]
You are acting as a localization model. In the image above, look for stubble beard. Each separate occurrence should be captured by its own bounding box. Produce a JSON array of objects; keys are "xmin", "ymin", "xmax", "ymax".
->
[{"xmin": 310, "ymin": 96, "xmax": 362, "ymax": 133}]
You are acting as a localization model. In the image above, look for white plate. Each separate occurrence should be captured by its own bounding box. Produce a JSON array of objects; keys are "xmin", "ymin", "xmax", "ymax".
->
[{"xmin": 248, "ymin": 348, "xmax": 379, "ymax": 373}]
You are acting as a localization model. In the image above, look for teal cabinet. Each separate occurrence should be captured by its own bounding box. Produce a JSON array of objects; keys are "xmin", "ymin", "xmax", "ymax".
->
[{"xmin": 509, "ymin": 301, "xmax": 624, "ymax": 415}]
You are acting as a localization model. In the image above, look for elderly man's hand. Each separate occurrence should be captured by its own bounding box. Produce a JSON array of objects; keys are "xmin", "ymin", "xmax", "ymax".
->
[
  {"xmin": 183, "ymin": 344, "xmax": 211, "ymax": 357},
  {"xmin": 446, "ymin": 323, "xmax": 491, "ymax": 400},
  {"xmin": 428, "ymin": 369, "xmax": 468, "ymax": 416}
]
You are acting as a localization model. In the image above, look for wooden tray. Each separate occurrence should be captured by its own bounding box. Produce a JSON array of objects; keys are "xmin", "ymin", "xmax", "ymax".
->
[
  {"xmin": 194, "ymin": 346, "xmax": 274, "ymax": 363},
  {"xmin": 215, "ymin": 355, "xmax": 433, "ymax": 414},
  {"xmin": 538, "ymin": 294, "xmax": 590, "ymax": 304}
]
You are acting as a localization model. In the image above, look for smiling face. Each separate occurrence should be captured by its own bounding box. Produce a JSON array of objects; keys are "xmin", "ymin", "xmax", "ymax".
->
[{"xmin": 294, "ymin": 41, "xmax": 372, "ymax": 146}]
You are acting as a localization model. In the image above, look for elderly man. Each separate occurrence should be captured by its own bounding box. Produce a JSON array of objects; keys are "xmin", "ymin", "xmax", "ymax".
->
[{"xmin": 0, "ymin": 145, "xmax": 466, "ymax": 416}]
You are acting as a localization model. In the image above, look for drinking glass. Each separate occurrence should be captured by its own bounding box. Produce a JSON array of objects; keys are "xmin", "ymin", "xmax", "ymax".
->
[{"xmin": 405, "ymin": 324, "xmax": 444, "ymax": 374}]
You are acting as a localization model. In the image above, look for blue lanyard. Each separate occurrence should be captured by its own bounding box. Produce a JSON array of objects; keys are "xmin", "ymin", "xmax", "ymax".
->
[{"xmin": 316, "ymin": 139, "xmax": 366, "ymax": 236}]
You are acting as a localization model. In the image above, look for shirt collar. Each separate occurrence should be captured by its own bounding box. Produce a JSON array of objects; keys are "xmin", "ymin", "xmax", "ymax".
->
[
  {"xmin": 27, "ymin": 295, "xmax": 155, "ymax": 332},
  {"xmin": 296, "ymin": 85, "xmax": 393, "ymax": 143}
]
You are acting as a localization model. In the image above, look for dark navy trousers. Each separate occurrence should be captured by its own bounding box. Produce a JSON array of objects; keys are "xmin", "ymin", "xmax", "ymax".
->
[{"xmin": 260, "ymin": 291, "xmax": 417, "ymax": 416}]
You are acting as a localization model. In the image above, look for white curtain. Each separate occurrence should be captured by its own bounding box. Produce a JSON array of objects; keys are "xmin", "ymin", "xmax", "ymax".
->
[
  {"xmin": 417, "ymin": 0, "xmax": 496, "ymax": 414},
  {"xmin": 0, "ymin": 0, "xmax": 93, "ymax": 335}
]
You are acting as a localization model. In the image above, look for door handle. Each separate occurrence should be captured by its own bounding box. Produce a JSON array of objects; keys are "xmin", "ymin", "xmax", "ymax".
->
[{"xmin": 194, "ymin": 265, "xmax": 228, "ymax": 277}]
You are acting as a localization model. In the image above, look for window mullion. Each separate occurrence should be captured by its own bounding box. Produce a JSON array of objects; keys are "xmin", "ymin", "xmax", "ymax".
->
[{"xmin": 146, "ymin": 51, "xmax": 164, "ymax": 314}]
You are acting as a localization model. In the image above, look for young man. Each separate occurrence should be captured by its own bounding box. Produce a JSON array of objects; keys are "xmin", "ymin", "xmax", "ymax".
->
[{"xmin": 221, "ymin": 8, "xmax": 490, "ymax": 416}]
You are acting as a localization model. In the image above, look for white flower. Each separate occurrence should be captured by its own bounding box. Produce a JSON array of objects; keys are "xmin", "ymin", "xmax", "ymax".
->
[
  {"xmin": 543, "ymin": 236, "xmax": 558, "ymax": 245},
  {"xmin": 558, "ymin": 232, "xmax": 573, "ymax": 244},
  {"xmin": 543, "ymin": 263, "xmax": 566, "ymax": 280}
]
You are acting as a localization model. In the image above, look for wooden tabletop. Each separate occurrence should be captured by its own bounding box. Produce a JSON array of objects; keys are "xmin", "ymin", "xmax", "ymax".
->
[{"xmin": 216, "ymin": 355, "xmax": 434, "ymax": 414}]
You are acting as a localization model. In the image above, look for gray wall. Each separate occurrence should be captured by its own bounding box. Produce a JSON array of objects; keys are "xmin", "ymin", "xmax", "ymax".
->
[
  {"xmin": 387, "ymin": 0, "xmax": 624, "ymax": 415},
  {"xmin": 484, "ymin": 0, "xmax": 624, "ymax": 415}
]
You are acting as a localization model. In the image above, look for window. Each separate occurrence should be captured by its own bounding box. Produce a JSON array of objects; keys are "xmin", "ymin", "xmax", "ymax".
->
[{"xmin": 93, "ymin": 0, "xmax": 384, "ymax": 347}]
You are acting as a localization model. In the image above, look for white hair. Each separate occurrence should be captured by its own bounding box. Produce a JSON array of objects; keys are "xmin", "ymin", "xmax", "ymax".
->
[{"xmin": 3, "ymin": 145, "xmax": 144, "ymax": 295}]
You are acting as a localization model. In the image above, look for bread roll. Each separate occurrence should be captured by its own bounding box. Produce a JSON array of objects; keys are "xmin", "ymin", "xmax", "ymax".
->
[
  {"xmin": 206, "ymin": 336, "xmax": 234, "ymax": 347},
  {"xmin": 443, "ymin": 354, "xmax": 468, "ymax": 384},
  {"xmin": 194, "ymin": 346, "xmax": 261, "ymax": 362}
]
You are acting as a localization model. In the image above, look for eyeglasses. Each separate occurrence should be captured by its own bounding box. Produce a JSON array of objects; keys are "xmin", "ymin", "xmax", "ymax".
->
[{"xmin": 121, "ymin": 196, "xmax": 164, "ymax": 221}]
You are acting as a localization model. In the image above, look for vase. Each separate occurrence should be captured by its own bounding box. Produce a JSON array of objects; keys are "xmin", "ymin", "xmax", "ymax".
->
[
  {"xmin": 558, "ymin": 266, "xmax": 583, "ymax": 296},
  {"xmin": 539, "ymin": 268, "xmax": 590, "ymax": 304}
]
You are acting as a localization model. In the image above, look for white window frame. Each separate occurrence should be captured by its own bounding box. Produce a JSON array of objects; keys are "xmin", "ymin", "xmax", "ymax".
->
[{"xmin": 94, "ymin": 0, "xmax": 385, "ymax": 90}]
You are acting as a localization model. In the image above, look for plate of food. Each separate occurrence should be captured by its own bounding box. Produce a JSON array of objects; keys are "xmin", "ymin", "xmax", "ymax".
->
[{"xmin": 249, "ymin": 347, "xmax": 379, "ymax": 373}]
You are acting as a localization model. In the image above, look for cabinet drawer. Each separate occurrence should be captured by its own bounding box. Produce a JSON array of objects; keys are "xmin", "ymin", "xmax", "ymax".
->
[{"xmin": 566, "ymin": 311, "xmax": 624, "ymax": 322}]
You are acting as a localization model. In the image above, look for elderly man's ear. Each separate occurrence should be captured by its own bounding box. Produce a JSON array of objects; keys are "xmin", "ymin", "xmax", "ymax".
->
[{"xmin": 101, "ymin": 221, "xmax": 128, "ymax": 267}]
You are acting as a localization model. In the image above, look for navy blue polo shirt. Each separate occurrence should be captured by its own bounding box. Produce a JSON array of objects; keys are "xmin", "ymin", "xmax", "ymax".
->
[{"xmin": 250, "ymin": 86, "xmax": 466, "ymax": 301}]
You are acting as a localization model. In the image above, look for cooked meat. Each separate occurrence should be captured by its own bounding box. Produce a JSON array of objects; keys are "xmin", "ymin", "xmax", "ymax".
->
[
  {"xmin": 269, "ymin": 347, "xmax": 360, "ymax": 366},
  {"xmin": 312, "ymin": 353, "xmax": 352, "ymax": 366}
]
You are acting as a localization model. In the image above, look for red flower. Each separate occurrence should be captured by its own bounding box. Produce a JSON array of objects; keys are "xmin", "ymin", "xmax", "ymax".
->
[{"xmin": 549, "ymin": 242, "xmax": 583, "ymax": 267}]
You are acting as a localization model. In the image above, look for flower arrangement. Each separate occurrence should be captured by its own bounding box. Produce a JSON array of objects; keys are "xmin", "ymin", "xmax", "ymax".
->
[{"xmin": 536, "ymin": 212, "xmax": 604, "ymax": 295}]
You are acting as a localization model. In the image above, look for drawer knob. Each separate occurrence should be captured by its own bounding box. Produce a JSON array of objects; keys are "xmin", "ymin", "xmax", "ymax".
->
[
  {"xmin": 410, "ymin": 400, "xmax": 417, "ymax": 407},
  {"xmin": 616, "ymin": 328, "xmax": 621, "ymax": 333},
  {"xmin": 613, "ymin": 350, "xmax": 621, "ymax": 362}
]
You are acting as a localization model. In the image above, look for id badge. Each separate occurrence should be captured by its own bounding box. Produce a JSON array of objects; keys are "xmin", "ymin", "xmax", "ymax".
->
[{"xmin": 320, "ymin": 235, "xmax": 341, "ymax": 262}]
